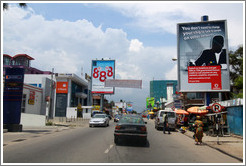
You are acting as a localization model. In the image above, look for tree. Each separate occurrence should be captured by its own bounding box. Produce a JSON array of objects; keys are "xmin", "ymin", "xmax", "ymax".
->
[
  {"xmin": 3, "ymin": 3, "xmax": 27, "ymax": 10},
  {"xmin": 229, "ymin": 46, "xmax": 243, "ymax": 98}
]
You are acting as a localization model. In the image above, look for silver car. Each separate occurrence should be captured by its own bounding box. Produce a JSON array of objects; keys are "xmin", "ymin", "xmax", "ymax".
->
[{"xmin": 89, "ymin": 114, "xmax": 109, "ymax": 127}]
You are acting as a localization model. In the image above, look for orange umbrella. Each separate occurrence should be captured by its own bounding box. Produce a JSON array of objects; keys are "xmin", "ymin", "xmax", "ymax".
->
[
  {"xmin": 187, "ymin": 106, "xmax": 208, "ymax": 114},
  {"xmin": 175, "ymin": 109, "xmax": 189, "ymax": 115}
]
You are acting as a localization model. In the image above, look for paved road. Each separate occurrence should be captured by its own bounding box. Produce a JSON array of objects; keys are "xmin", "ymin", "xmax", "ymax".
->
[{"xmin": 3, "ymin": 120, "xmax": 241, "ymax": 163}]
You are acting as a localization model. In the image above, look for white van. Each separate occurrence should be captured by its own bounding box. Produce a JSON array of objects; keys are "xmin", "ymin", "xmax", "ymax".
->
[{"xmin": 155, "ymin": 109, "xmax": 177, "ymax": 130}]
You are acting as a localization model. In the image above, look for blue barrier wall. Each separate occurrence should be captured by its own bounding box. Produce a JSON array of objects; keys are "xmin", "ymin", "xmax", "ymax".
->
[{"xmin": 227, "ymin": 106, "xmax": 243, "ymax": 136}]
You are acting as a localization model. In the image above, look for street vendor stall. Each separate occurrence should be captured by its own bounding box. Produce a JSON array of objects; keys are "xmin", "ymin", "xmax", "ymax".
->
[
  {"xmin": 205, "ymin": 112, "xmax": 230, "ymax": 136},
  {"xmin": 187, "ymin": 106, "xmax": 209, "ymax": 131}
]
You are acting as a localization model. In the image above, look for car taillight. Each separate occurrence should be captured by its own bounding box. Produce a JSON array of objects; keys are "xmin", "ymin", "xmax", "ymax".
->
[
  {"xmin": 140, "ymin": 126, "xmax": 146, "ymax": 132},
  {"xmin": 115, "ymin": 125, "xmax": 121, "ymax": 130}
]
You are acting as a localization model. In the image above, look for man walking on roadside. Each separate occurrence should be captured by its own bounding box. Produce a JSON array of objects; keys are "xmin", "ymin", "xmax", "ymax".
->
[{"xmin": 163, "ymin": 113, "xmax": 170, "ymax": 134}]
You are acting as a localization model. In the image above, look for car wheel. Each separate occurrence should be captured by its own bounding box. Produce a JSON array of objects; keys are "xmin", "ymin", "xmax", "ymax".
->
[
  {"xmin": 114, "ymin": 136, "xmax": 119, "ymax": 144},
  {"xmin": 89, "ymin": 125, "xmax": 91, "ymax": 127}
]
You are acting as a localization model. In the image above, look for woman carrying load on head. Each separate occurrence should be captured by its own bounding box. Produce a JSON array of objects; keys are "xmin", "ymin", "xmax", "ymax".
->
[{"xmin": 193, "ymin": 116, "xmax": 204, "ymax": 145}]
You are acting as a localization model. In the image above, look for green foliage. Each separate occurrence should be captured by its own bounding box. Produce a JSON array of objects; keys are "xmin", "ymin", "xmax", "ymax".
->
[
  {"xmin": 229, "ymin": 46, "xmax": 243, "ymax": 99},
  {"xmin": 3, "ymin": 3, "xmax": 27, "ymax": 10},
  {"xmin": 46, "ymin": 121, "xmax": 53, "ymax": 126}
]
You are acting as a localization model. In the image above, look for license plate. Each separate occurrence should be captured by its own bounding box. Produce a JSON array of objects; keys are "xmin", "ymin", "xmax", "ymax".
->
[{"xmin": 126, "ymin": 127, "xmax": 136, "ymax": 131}]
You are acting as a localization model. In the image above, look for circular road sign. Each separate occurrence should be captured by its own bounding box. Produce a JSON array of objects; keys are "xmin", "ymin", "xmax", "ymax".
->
[{"xmin": 212, "ymin": 103, "xmax": 222, "ymax": 113}]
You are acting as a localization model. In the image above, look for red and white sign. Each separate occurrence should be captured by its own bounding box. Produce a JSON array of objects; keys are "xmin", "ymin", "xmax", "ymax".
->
[
  {"xmin": 188, "ymin": 66, "xmax": 222, "ymax": 90},
  {"xmin": 56, "ymin": 82, "xmax": 68, "ymax": 94},
  {"xmin": 91, "ymin": 60, "xmax": 115, "ymax": 94},
  {"xmin": 212, "ymin": 103, "xmax": 223, "ymax": 113}
]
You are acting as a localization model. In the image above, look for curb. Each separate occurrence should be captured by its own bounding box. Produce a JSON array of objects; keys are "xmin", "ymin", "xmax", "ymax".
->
[{"xmin": 183, "ymin": 132, "xmax": 243, "ymax": 162}]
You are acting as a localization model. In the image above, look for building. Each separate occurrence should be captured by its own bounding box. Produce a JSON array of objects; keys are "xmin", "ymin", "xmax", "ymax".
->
[
  {"xmin": 3, "ymin": 54, "xmax": 91, "ymax": 120},
  {"xmin": 150, "ymin": 80, "xmax": 178, "ymax": 103},
  {"xmin": 3, "ymin": 54, "xmax": 52, "ymax": 75}
]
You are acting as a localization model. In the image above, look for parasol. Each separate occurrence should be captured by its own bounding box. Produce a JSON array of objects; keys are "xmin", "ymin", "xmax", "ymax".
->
[
  {"xmin": 187, "ymin": 106, "xmax": 208, "ymax": 114},
  {"xmin": 175, "ymin": 109, "xmax": 189, "ymax": 115}
]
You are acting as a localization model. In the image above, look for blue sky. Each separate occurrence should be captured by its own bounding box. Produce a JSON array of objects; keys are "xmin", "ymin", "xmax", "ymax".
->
[{"xmin": 3, "ymin": 2, "xmax": 244, "ymax": 111}]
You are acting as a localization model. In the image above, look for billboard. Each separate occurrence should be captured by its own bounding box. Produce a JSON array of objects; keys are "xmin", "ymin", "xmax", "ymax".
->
[
  {"xmin": 105, "ymin": 79, "xmax": 142, "ymax": 89},
  {"xmin": 177, "ymin": 20, "xmax": 230, "ymax": 92},
  {"xmin": 146, "ymin": 97, "xmax": 155, "ymax": 109},
  {"xmin": 91, "ymin": 60, "xmax": 115, "ymax": 94},
  {"xmin": 3, "ymin": 68, "xmax": 25, "ymax": 124}
]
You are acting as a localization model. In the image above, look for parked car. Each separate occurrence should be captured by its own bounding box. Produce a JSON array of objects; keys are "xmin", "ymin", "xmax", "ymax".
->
[
  {"xmin": 114, "ymin": 114, "xmax": 122, "ymax": 122},
  {"xmin": 114, "ymin": 114, "xmax": 147, "ymax": 145},
  {"xmin": 89, "ymin": 114, "xmax": 109, "ymax": 127},
  {"xmin": 155, "ymin": 109, "xmax": 177, "ymax": 131}
]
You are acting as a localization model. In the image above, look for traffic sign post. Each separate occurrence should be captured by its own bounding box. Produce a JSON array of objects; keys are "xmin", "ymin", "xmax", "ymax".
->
[{"xmin": 212, "ymin": 103, "xmax": 222, "ymax": 145}]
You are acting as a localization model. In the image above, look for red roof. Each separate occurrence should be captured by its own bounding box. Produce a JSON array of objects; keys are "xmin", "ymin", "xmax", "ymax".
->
[
  {"xmin": 3, "ymin": 54, "xmax": 12, "ymax": 58},
  {"xmin": 13, "ymin": 54, "xmax": 34, "ymax": 60}
]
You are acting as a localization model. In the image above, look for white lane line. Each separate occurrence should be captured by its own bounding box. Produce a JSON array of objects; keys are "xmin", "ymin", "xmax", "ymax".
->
[{"xmin": 104, "ymin": 144, "xmax": 114, "ymax": 153}]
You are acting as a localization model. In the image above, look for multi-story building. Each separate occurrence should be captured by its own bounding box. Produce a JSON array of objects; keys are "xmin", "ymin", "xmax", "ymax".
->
[{"xmin": 150, "ymin": 80, "xmax": 178, "ymax": 103}]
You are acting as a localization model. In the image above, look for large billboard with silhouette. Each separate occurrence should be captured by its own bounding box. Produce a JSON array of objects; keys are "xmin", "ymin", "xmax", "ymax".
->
[{"xmin": 177, "ymin": 20, "xmax": 230, "ymax": 92}]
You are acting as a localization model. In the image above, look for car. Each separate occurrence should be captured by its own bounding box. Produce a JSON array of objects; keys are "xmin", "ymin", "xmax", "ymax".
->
[
  {"xmin": 89, "ymin": 114, "xmax": 110, "ymax": 127},
  {"xmin": 92, "ymin": 111, "xmax": 107, "ymax": 117},
  {"xmin": 114, "ymin": 114, "xmax": 147, "ymax": 145},
  {"xmin": 155, "ymin": 109, "xmax": 177, "ymax": 130},
  {"xmin": 114, "ymin": 114, "xmax": 122, "ymax": 122}
]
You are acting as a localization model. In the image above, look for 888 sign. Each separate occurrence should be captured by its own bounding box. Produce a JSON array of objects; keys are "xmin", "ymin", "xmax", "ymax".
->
[
  {"xmin": 93, "ymin": 66, "xmax": 114, "ymax": 82},
  {"xmin": 91, "ymin": 60, "xmax": 115, "ymax": 94}
]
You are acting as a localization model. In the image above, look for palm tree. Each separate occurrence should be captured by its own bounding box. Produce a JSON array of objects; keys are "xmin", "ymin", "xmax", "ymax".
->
[{"xmin": 3, "ymin": 3, "xmax": 27, "ymax": 10}]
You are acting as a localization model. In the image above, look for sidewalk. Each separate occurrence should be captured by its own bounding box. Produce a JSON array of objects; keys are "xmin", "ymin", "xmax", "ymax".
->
[{"xmin": 181, "ymin": 129, "xmax": 244, "ymax": 162}]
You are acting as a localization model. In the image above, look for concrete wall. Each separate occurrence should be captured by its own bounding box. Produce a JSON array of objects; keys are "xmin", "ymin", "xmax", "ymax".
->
[
  {"xmin": 23, "ymin": 84, "xmax": 43, "ymax": 115},
  {"xmin": 20, "ymin": 113, "xmax": 46, "ymax": 127}
]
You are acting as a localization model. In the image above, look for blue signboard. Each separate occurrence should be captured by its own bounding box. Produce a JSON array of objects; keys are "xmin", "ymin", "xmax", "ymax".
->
[{"xmin": 3, "ymin": 68, "xmax": 25, "ymax": 124}]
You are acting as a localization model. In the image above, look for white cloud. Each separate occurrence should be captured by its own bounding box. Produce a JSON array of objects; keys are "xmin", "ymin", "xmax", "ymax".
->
[
  {"xmin": 107, "ymin": 2, "xmax": 244, "ymax": 48},
  {"xmin": 129, "ymin": 39, "xmax": 143, "ymax": 52},
  {"xmin": 165, "ymin": 64, "xmax": 178, "ymax": 80}
]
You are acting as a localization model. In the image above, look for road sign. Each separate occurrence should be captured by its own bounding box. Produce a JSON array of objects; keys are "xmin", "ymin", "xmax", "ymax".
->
[{"xmin": 212, "ymin": 103, "xmax": 222, "ymax": 113}]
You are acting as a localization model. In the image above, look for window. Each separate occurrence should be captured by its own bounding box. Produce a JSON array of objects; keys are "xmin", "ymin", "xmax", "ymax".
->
[{"xmin": 21, "ymin": 94, "xmax": 26, "ymax": 113}]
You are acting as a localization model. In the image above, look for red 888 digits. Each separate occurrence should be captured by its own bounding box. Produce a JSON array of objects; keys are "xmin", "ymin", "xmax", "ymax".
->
[{"xmin": 93, "ymin": 67, "xmax": 114, "ymax": 82}]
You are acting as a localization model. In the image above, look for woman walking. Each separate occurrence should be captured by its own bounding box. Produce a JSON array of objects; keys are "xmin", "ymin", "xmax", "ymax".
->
[{"xmin": 193, "ymin": 116, "xmax": 204, "ymax": 145}]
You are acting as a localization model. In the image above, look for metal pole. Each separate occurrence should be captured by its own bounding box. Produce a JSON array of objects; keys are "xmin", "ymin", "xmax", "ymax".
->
[
  {"xmin": 216, "ymin": 113, "xmax": 220, "ymax": 145},
  {"xmin": 100, "ymin": 94, "xmax": 104, "ymax": 112},
  {"xmin": 48, "ymin": 68, "xmax": 54, "ymax": 121}
]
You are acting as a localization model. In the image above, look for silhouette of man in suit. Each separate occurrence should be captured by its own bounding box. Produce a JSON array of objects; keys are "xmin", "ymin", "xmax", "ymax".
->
[{"xmin": 189, "ymin": 35, "xmax": 227, "ymax": 69}]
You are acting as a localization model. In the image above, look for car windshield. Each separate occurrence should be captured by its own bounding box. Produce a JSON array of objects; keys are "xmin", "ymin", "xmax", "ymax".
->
[
  {"xmin": 160, "ymin": 112, "xmax": 176, "ymax": 118},
  {"xmin": 119, "ymin": 116, "xmax": 145, "ymax": 124},
  {"xmin": 93, "ymin": 114, "xmax": 106, "ymax": 118}
]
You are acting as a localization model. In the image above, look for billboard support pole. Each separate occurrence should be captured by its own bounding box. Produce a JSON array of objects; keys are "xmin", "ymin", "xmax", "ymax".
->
[
  {"xmin": 100, "ymin": 94, "xmax": 104, "ymax": 112},
  {"xmin": 201, "ymin": 15, "xmax": 211, "ymax": 107}
]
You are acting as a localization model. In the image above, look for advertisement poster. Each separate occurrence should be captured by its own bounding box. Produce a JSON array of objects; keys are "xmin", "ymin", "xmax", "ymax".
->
[
  {"xmin": 146, "ymin": 97, "xmax": 155, "ymax": 109},
  {"xmin": 91, "ymin": 60, "xmax": 115, "ymax": 94},
  {"xmin": 177, "ymin": 20, "xmax": 230, "ymax": 92},
  {"xmin": 3, "ymin": 68, "xmax": 25, "ymax": 124}
]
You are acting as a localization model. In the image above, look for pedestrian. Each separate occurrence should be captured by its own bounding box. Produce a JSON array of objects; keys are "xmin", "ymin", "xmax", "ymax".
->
[
  {"xmin": 163, "ymin": 113, "xmax": 170, "ymax": 134},
  {"xmin": 193, "ymin": 116, "xmax": 204, "ymax": 145},
  {"xmin": 147, "ymin": 114, "xmax": 150, "ymax": 120}
]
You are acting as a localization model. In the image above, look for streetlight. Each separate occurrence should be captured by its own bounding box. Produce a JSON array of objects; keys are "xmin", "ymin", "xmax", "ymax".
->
[{"xmin": 172, "ymin": 57, "xmax": 177, "ymax": 61}]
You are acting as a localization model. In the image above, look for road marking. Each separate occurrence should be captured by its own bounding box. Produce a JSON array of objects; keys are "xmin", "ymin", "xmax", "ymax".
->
[{"xmin": 104, "ymin": 144, "xmax": 114, "ymax": 153}]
